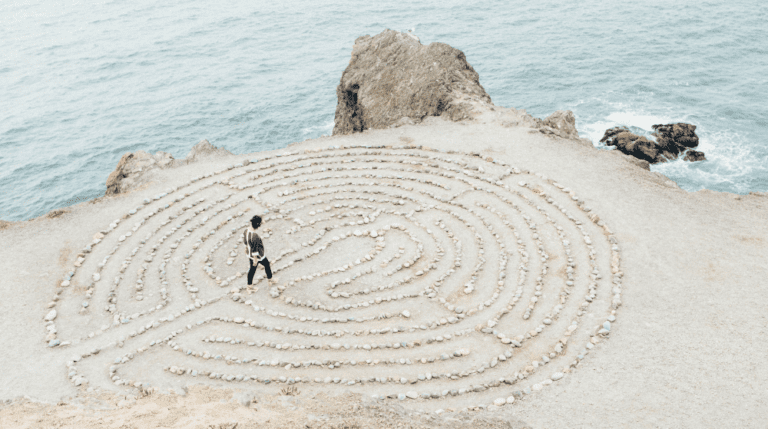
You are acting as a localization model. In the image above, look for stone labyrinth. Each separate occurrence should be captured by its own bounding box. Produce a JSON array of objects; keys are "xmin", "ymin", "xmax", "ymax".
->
[{"xmin": 48, "ymin": 144, "xmax": 624, "ymax": 410}]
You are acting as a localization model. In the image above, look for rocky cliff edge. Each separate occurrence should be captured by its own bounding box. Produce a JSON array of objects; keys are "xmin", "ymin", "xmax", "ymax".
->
[{"xmin": 105, "ymin": 139, "xmax": 233, "ymax": 196}]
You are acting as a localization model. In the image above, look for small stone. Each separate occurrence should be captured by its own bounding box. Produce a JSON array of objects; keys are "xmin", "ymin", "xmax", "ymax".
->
[
  {"xmin": 551, "ymin": 372, "xmax": 564, "ymax": 381},
  {"xmin": 45, "ymin": 309, "xmax": 57, "ymax": 321},
  {"xmin": 494, "ymin": 397, "xmax": 506, "ymax": 406},
  {"xmin": 506, "ymin": 396, "xmax": 515, "ymax": 404},
  {"xmin": 406, "ymin": 391, "xmax": 418, "ymax": 399},
  {"xmin": 401, "ymin": 310, "xmax": 411, "ymax": 318}
]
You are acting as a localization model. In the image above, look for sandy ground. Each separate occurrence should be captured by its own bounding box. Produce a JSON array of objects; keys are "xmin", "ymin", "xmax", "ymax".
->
[
  {"xmin": 0, "ymin": 386, "xmax": 530, "ymax": 429},
  {"xmin": 1, "ymin": 108, "xmax": 767, "ymax": 428}
]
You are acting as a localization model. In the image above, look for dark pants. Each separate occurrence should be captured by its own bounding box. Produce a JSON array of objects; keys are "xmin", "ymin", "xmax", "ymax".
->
[{"xmin": 248, "ymin": 257, "xmax": 272, "ymax": 284}]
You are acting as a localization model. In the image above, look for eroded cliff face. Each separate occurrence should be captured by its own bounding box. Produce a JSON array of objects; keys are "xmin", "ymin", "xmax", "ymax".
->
[
  {"xmin": 332, "ymin": 30, "xmax": 493, "ymax": 135},
  {"xmin": 105, "ymin": 139, "xmax": 232, "ymax": 196}
]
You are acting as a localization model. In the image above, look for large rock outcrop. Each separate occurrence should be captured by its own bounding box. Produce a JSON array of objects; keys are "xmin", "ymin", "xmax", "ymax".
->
[
  {"xmin": 105, "ymin": 139, "xmax": 232, "ymax": 196},
  {"xmin": 332, "ymin": 30, "xmax": 493, "ymax": 135},
  {"xmin": 600, "ymin": 123, "xmax": 705, "ymax": 164}
]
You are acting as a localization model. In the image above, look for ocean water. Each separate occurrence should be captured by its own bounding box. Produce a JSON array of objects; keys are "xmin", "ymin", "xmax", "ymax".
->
[{"xmin": 2, "ymin": 0, "xmax": 767, "ymax": 221}]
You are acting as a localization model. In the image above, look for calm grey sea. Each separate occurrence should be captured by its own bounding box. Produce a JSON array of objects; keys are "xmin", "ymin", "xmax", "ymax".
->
[{"xmin": 2, "ymin": 0, "xmax": 767, "ymax": 221}]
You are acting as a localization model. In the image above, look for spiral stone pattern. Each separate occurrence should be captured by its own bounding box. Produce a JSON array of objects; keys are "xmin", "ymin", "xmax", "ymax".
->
[{"xmin": 50, "ymin": 145, "xmax": 624, "ymax": 410}]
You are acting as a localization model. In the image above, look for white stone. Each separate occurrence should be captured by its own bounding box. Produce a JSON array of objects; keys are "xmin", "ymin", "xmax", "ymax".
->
[{"xmin": 45, "ymin": 309, "xmax": 57, "ymax": 321}]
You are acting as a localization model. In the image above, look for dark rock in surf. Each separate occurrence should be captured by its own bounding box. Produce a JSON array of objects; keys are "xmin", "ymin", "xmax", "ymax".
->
[
  {"xmin": 600, "ymin": 127, "xmax": 659, "ymax": 163},
  {"xmin": 683, "ymin": 149, "xmax": 707, "ymax": 162},
  {"xmin": 651, "ymin": 123, "xmax": 702, "ymax": 161},
  {"xmin": 600, "ymin": 123, "xmax": 705, "ymax": 164}
]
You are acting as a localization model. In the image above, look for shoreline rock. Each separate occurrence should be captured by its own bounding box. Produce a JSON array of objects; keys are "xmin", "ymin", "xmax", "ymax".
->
[
  {"xmin": 652, "ymin": 123, "xmax": 705, "ymax": 162},
  {"xmin": 105, "ymin": 139, "xmax": 232, "ymax": 196},
  {"xmin": 599, "ymin": 123, "xmax": 705, "ymax": 164},
  {"xmin": 332, "ymin": 29, "xmax": 493, "ymax": 135}
]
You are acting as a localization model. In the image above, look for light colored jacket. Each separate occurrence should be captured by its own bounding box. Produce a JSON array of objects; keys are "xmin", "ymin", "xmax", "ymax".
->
[{"xmin": 243, "ymin": 228, "xmax": 265, "ymax": 261}]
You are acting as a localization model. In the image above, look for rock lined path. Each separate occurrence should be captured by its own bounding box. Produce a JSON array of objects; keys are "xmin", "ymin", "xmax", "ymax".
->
[{"xmin": 46, "ymin": 143, "xmax": 622, "ymax": 413}]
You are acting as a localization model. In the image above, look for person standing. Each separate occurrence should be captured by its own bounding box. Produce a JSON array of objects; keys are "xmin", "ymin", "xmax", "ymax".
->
[{"xmin": 243, "ymin": 215, "xmax": 272, "ymax": 286}]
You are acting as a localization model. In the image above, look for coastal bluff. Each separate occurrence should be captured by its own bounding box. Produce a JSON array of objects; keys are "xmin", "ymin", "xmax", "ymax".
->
[
  {"xmin": 105, "ymin": 139, "xmax": 233, "ymax": 196},
  {"xmin": 1, "ymin": 31, "xmax": 767, "ymax": 429}
]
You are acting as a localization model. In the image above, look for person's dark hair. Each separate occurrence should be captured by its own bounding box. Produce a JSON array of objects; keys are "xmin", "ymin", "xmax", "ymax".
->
[{"xmin": 250, "ymin": 215, "xmax": 262, "ymax": 229}]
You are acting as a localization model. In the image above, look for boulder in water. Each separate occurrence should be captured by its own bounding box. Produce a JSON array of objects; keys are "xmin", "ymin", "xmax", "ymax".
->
[
  {"xmin": 600, "ymin": 123, "xmax": 705, "ymax": 164},
  {"xmin": 651, "ymin": 123, "xmax": 703, "ymax": 161},
  {"xmin": 683, "ymin": 149, "xmax": 707, "ymax": 162},
  {"xmin": 600, "ymin": 127, "xmax": 659, "ymax": 163}
]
